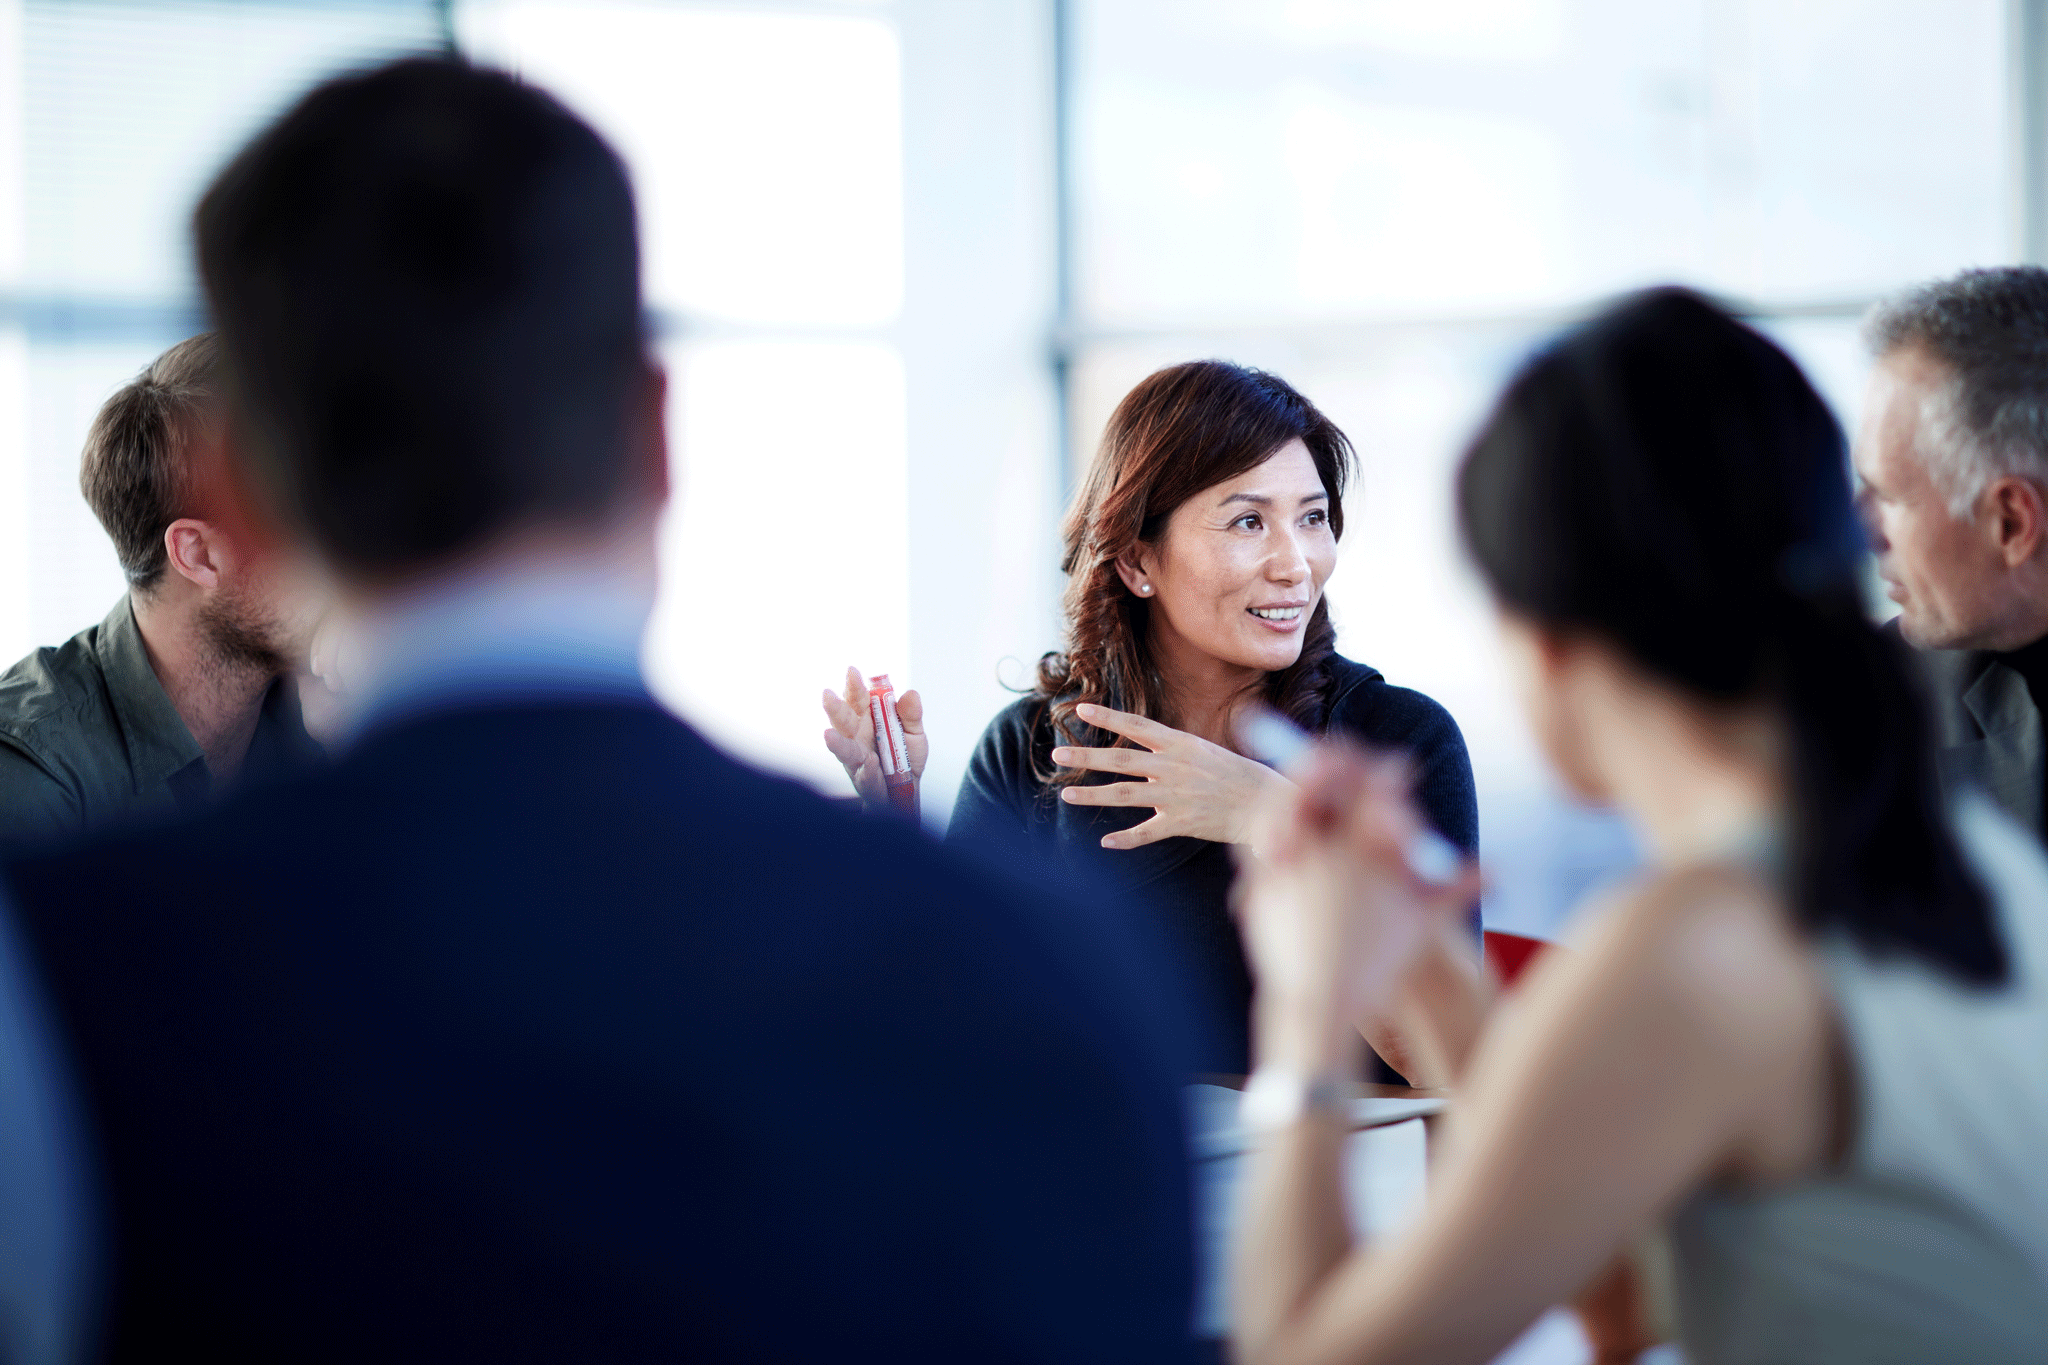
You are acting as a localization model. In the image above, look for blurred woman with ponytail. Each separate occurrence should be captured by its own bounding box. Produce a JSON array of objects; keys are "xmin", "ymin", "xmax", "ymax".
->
[
  {"xmin": 1228, "ymin": 289, "xmax": 2048, "ymax": 1364},
  {"xmin": 825, "ymin": 360, "xmax": 1475, "ymax": 1079}
]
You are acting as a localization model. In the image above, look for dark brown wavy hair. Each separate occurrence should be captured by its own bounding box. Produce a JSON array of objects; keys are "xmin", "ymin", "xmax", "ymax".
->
[{"xmin": 1033, "ymin": 360, "xmax": 1356, "ymax": 785}]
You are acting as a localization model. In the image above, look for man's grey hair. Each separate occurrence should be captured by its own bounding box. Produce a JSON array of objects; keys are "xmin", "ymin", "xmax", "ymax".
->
[{"xmin": 1864, "ymin": 267, "xmax": 2048, "ymax": 519}]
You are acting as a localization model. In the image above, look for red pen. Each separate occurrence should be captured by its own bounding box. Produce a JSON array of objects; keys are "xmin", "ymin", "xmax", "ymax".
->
[{"xmin": 867, "ymin": 674, "xmax": 919, "ymax": 817}]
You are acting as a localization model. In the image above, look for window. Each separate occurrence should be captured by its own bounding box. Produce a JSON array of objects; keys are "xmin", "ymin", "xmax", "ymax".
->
[
  {"xmin": 459, "ymin": 1, "xmax": 1062, "ymax": 811},
  {"xmin": 459, "ymin": 0, "xmax": 916, "ymax": 788},
  {"xmin": 0, "ymin": 0, "xmax": 445, "ymax": 656}
]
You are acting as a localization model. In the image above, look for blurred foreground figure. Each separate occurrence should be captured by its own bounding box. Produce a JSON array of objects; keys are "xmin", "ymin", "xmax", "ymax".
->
[
  {"xmin": 1, "ymin": 59, "xmax": 1197, "ymax": 1362},
  {"xmin": 1229, "ymin": 290, "xmax": 2048, "ymax": 1364},
  {"xmin": 1858, "ymin": 267, "xmax": 2048, "ymax": 836},
  {"xmin": 0, "ymin": 334, "xmax": 323, "ymax": 846}
]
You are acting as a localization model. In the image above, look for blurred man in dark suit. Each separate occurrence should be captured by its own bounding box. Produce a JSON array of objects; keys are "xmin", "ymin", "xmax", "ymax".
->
[{"xmin": 1, "ymin": 59, "xmax": 1198, "ymax": 1363}]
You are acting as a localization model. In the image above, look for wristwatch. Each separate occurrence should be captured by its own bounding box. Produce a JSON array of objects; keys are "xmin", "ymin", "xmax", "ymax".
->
[{"xmin": 1239, "ymin": 1067, "xmax": 1351, "ymax": 1133}]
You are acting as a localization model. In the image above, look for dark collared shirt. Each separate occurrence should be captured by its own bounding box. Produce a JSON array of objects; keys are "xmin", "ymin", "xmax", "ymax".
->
[
  {"xmin": 1917, "ymin": 641, "xmax": 2047, "ymax": 839},
  {"xmin": 0, "ymin": 596, "xmax": 321, "ymax": 849},
  {"xmin": 1994, "ymin": 633, "xmax": 2048, "ymax": 835}
]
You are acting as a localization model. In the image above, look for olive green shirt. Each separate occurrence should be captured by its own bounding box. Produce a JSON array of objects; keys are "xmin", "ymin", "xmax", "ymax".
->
[{"xmin": 0, "ymin": 596, "xmax": 321, "ymax": 849}]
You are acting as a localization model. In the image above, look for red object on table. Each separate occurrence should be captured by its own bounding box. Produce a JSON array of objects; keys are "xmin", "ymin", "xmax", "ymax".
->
[{"xmin": 1481, "ymin": 930, "xmax": 1551, "ymax": 989}]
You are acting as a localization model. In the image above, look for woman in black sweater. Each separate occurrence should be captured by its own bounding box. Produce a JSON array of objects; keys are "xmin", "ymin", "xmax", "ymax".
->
[{"xmin": 824, "ymin": 360, "xmax": 1475, "ymax": 1078}]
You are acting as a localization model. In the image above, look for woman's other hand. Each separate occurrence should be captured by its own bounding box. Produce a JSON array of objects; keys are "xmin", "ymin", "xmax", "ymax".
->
[
  {"xmin": 1235, "ymin": 740, "xmax": 1480, "ymax": 1074},
  {"xmin": 1051, "ymin": 702, "xmax": 1291, "ymax": 848},
  {"xmin": 296, "ymin": 608, "xmax": 353, "ymax": 748},
  {"xmin": 821, "ymin": 667, "xmax": 927, "ymax": 808}
]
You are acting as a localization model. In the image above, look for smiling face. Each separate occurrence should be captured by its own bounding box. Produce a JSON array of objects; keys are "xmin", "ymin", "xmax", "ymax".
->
[{"xmin": 1125, "ymin": 439, "xmax": 1338, "ymax": 679}]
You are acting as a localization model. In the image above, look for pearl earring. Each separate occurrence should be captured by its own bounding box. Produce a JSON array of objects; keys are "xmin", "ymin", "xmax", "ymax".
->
[{"xmin": 1139, "ymin": 584, "xmax": 1152, "ymax": 595}]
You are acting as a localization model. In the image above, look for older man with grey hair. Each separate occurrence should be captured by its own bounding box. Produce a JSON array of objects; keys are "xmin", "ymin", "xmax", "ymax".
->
[{"xmin": 1856, "ymin": 265, "xmax": 2048, "ymax": 834}]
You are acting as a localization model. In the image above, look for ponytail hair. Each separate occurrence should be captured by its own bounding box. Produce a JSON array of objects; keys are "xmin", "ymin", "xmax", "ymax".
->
[{"xmin": 1458, "ymin": 288, "xmax": 2004, "ymax": 984}]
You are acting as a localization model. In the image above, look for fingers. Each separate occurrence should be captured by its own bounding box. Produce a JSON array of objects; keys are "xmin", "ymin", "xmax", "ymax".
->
[
  {"xmin": 821, "ymin": 687, "xmax": 866, "ymax": 740},
  {"xmin": 1341, "ymin": 762, "xmax": 1445, "ymax": 874},
  {"xmin": 831, "ymin": 669, "xmax": 931, "ymax": 788},
  {"xmin": 1438, "ymin": 863, "xmax": 1485, "ymax": 917},
  {"xmin": 1261, "ymin": 743, "xmax": 1434, "ymax": 879},
  {"xmin": 1236, "ymin": 749, "xmax": 1351, "ymax": 863},
  {"xmin": 1412, "ymin": 860, "xmax": 1485, "ymax": 930},
  {"xmin": 1074, "ymin": 701, "xmax": 1173, "ymax": 750},
  {"xmin": 1102, "ymin": 814, "xmax": 1170, "ymax": 850},
  {"xmin": 1058, "ymin": 781, "xmax": 1156, "ymax": 809},
  {"xmin": 823, "ymin": 727, "xmax": 881, "ymax": 802},
  {"xmin": 823, "ymin": 670, "xmax": 880, "ymax": 797},
  {"xmin": 899, "ymin": 689, "xmax": 930, "ymax": 777},
  {"xmin": 1286, "ymin": 743, "xmax": 1376, "ymax": 840},
  {"xmin": 1050, "ymin": 744, "xmax": 1156, "ymax": 777},
  {"xmin": 822, "ymin": 726, "xmax": 871, "ymax": 774},
  {"xmin": 1336, "ymin": 791, "xmax": 1480, "ymax": 912},
  {"xmin": 1249, "ymin": 786, "xmax": 1308, "ymax": 866}
]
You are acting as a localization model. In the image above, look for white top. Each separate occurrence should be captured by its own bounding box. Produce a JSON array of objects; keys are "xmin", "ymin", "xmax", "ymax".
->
[
  {"xmin": 1672, "ymin": 792, "xmax": 2048, "ymax": 1363},
  {"xmin": 1834, "ymin": 792, "xmax": 2048, "ymax": 1280}
]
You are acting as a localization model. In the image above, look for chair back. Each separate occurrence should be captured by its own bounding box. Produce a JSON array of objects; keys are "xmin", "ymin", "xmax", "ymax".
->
[{"xmin": 1481, "ymin": 929, "xmax": 1551, "ymax": 990}]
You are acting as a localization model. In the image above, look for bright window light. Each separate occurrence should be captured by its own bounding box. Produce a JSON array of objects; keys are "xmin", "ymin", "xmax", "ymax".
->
[
  {"xmin": 1273, "ymin": 0, "xmax": 1565, "ymax": 62},
  {"xmin": 1078, "ymin": 0, "xmax": 2005, "ymax": 323},
  {"xmin": 1284, "ymin": 97, "xmax": 1568, "ymax": 314},
  {"xmin": 24, "ymin": 1, "xmax": 442, "ymax": 299},
  {"xmin": 0, "ymin": 329, "xmax": 28, "ymax": 664},
  {"xmin": 457, "ymin": 1, "xmax": 904, "ymax": 327},
  {"xmin": 643, "ymin": 340, "xmax": 908, "ymax": 789},
  {"xmin": 458, "ymin": 2, "xmax": 911, "ymax": 789},
  {"xmin": 21, "ymin": 342, "xmax": 154, "ymax": 651}
]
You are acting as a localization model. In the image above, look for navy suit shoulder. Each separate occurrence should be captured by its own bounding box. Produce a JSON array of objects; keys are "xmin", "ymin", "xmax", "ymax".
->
[{"xmin": 5, "ymin": 701, "xmax": 1198, "ymax": 1363}]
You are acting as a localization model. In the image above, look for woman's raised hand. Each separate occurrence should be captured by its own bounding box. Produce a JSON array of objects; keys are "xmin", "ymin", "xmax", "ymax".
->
[
  {"xmin": 1233, "ymin": 739, "xmax": 1481, "ymax": 1073},
  {"xmin": 821, "ymin": 667, "xmax": 927, "ymax": 808},
  {"xmin": 1051, "ymin": 702, "xmax": 1294, "ymax": 849}
]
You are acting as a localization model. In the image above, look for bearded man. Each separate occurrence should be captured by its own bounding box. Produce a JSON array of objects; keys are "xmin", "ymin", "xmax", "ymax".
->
[{"xmin": 0, "ymin": 333, "xmax": 325, "ymax": 844}]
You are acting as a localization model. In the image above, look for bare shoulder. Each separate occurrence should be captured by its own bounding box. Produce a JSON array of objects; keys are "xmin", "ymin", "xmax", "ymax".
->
[
  {"xmin": 1469, "ymin": 860, "xmax": 1840, "ymax": 1187},
  {"xmin": 1546, "ymin": 863, "xmax": 1838, "ymax": 1175},
  {"xmin": 1482, "ymin": 862, "xmax": 1830, "ymax": 1091},
  {"xmin": 1577, "ymin": 863, "xmax": 1825, "ymax": 1045}
]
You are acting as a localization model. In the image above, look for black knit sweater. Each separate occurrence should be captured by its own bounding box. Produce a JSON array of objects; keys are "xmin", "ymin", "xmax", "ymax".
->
[{"xmin": 945, "ymin": 655, "xmax": 1479, "ymax": 1079}]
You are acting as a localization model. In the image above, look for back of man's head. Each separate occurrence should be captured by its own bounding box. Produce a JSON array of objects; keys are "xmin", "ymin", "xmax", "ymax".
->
[
  {"xmin": 80, "ymin": 332, "xmax": 221, "ymax": 591},
  {"xmin": 195, "ymin": 58, "xmax": 645, "ymax": 584},
  {"xmin": 1865, "ymin": 265, "xmax": 2048, "ymax": 516}
]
